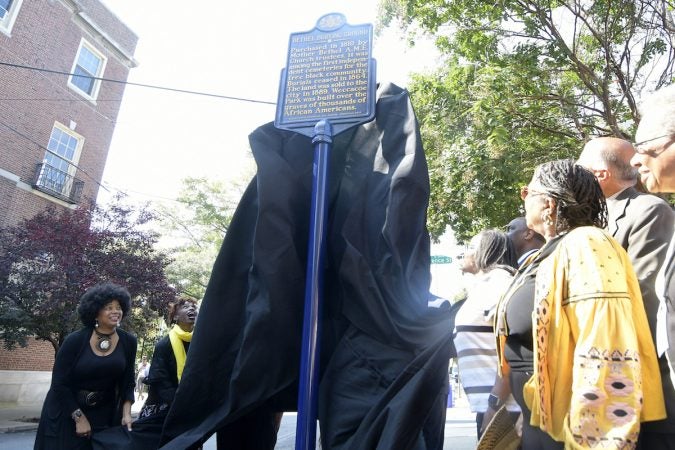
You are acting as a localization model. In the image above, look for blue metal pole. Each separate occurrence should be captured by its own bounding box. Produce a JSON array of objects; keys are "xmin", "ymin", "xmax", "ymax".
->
[{"xmin": 295, "ymin": 120, "xmax": 332, "ymax": 450}]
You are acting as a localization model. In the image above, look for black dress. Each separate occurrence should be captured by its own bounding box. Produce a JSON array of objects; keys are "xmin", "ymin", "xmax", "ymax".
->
[
  {"xmin": 502, "ymin": 238, "xmax": 563, "ymax": 450},
  {"xmin": 34, "ymin": 327, "xmax": 137, "ymax": 450},
  {"xmin": 91, "ymin": 335, "xmax": 192, "ymax": 450}
]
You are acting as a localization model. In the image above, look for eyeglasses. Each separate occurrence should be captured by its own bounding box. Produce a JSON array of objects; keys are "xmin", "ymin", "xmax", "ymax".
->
[
  {"xmin": 519, "ymin": 185, "xmax": 547, "ymax": 201},
  {"xmin": 633, "ymin": 134, "xmax": 675, "ymax": 155}
]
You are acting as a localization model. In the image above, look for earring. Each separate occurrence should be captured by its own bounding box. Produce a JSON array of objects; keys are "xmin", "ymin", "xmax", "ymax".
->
[
  {"xmin": 95, "ymin": 319, "xmax": 99, "ymax": 328},
  {"xmin": 542, "ymin": 211, "xmax": 554, "ymax": 226}
]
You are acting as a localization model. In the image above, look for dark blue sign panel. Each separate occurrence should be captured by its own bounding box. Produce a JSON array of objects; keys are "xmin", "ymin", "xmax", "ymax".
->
[{"xmin": 275, "ymin": 13, "xmax": 376, "ymax": 137}]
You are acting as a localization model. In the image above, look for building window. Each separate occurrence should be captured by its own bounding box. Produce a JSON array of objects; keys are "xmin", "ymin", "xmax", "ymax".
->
[
  {"xmin": 0, "ymin": 0, "xmax": 23, "ymax": 36},
  {"xmin": 68, "ymin": 39, "xmax": 107, "ymax": 100},
  {"xmin": 34, "ymin": 123, "xmax": 84, "ymax": 202},
  {"xmin": 0, "ymin": 0, "xmax": 13, "ymax": 18}
]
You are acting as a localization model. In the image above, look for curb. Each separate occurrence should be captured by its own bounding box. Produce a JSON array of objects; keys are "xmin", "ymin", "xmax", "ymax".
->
[{"xmin": 0, "ymin": 420, "xmax": 39, "ymax": 433}]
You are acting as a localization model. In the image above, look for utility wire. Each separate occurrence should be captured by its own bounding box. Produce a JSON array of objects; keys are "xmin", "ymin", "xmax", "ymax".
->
[
  {"xmin": 0, "ymin": 118, "xmax": 110, "ymax": 193},
  {"xmin": 0, "ymin": 98, "xmax": 127, "ymax": 102},
  {"xmin": 0, "ymin": 119, "xmax": 177, "ymax": 202},
  {"xmin": 0, "ymin": 62, "xmax": 267, "ymax": 202},
  {"xmin": 0, "ymin": 116, "xmax": 242, "ymax": 206},
  {"xmin": 0, "ymin": 118, "xmax": 183, "ymax": 201},
  {"xmin": 0, "ymin": 61, "xmax": 278, "ymax": 105},
  {"xmin": 100, "ymin": 182, "xmax": 184, "ymax": 203}
]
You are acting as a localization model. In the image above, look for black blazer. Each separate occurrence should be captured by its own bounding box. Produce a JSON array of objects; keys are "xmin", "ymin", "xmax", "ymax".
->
[
  {"xmin": 34, "ymin": 327, "xmax": 137, "ymax": 449},
  {"xmin": 144, "ymin": 335, "xmax": 181, "ymax": 406}
]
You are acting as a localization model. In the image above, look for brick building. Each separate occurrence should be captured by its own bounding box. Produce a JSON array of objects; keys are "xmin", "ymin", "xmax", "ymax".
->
[{"xmin": 0, "ymin": 0, "xmax": 137, "ymax": 404}]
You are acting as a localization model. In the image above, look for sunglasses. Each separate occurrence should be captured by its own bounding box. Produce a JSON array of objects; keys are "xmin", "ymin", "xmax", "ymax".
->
[{"xmin": 519, "ymin": 185, "xmax": 548, "ymax": 201}]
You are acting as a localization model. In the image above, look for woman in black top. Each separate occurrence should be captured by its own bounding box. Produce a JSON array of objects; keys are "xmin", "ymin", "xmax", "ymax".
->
[
  {"xmin": 90, "ymin": 296, "xmax": 199, "ymax": 450},
  {"xmin": 490, "ymin": 238, "xmax": 563, "ymax": 449},
  {"xmin": 485, "ymin": 160, "xmax": 607, "ymax": 449},
  {"xmin": 34, "ymin": 283, "xmax": 137, "ymax": 450},
  {"xmin": 139, "ymin": 296, "xmax": 198, "ymax": 418}
]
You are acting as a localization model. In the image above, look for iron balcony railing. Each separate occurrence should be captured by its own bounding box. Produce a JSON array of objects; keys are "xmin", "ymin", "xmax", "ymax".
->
[{"xmin": 33, "ymin": 163, "xmax": 84, "ymax": 204}]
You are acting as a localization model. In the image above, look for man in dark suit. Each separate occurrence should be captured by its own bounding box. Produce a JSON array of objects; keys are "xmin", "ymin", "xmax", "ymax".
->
[
  {"xmin": 505, "ymin": 216, "xmax": 544, "ymax": 266},
  {"xmin": 579, "ymin": 135, "xmax": 675, "ymax": 447}
]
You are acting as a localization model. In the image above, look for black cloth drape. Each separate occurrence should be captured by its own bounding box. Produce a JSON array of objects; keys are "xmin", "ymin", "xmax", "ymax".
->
[
  {"xmin": 160, "ymin": 82, "xmax": 452, "ymax": 450},
  {"xmin": 91, "ymin": 418, "xmax": 164, "ymax": 450}
]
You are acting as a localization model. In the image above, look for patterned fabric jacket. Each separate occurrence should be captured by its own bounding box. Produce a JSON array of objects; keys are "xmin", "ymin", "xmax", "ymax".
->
[{"xmin": 523, "ymin": 226, "xmax": 665, "ymax": 448}]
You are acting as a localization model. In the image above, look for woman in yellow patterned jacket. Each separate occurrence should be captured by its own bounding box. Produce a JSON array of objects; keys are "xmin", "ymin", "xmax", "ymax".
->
[{"xmin": 486, "ymin": 159, "xmax": 664, "ymax": 449}]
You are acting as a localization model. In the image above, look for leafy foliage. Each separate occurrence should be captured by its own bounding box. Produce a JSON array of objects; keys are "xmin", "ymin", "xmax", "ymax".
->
[
  {"xmin": 155, "ymin": 177, "xmax": 244, "ymax": 299},
  {"xmin": 379, "ymin": 0, "xmax": 675, "ymax": 240},
  {"xmin": 0, "ymin": 197, "xmax": 175, "ymax": 354}
]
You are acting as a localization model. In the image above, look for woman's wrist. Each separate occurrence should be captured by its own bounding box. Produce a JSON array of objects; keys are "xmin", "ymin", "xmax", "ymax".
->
[
  {"xmin": 487, "ymin": 393, "xmax": 503, "ymax": 410},
  {"xmin": 71, "ymin": 408, "xmax": 84, "ymax": 421}
]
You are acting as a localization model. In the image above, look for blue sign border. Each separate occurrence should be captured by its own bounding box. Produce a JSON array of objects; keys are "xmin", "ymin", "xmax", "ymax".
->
[{"xmin": 275, "ymin": 13, "xmax": 376, "ymax": 138}]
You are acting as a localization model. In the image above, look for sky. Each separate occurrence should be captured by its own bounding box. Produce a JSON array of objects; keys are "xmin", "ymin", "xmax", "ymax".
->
[
  {"xmin": 97, "ymin": 0, "xmax": 438, "ymax": 203},
  {"xmin": 97, "ymin": 0, "xmax": 466, "ymax": 299}
]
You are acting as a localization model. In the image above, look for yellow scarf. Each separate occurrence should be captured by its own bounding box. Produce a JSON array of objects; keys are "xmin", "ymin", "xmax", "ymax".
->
[{"xmin": 168, "ymin": 324, "xmax": 192, "ymax": 381}]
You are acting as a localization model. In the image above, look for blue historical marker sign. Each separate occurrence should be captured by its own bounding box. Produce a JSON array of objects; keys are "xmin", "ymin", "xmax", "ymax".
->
[{"xmin": 275, "ymin": 13, "xmax": 376, "ymax": 138}]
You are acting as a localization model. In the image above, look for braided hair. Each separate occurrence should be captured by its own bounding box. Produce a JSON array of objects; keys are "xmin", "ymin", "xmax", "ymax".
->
[
  {"xmin": 532, "ymin": 159, "xmax": 608, "ymax": 234},
  {"xmin": 474, "ymin": 229, "xmax": 518, "ymax": 272}
]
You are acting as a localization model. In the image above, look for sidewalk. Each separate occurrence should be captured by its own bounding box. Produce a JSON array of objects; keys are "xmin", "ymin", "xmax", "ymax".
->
[
  {"xmin": 0, "ymin": 399, "xmax": 477, "ymax": 449},
  {"xmin": 0, "ymin": 402, "xmax": 41, "ymax": 433},
  {"xmin": 0, "ymin": 395, "xmax": 146, "ymax": 433}
]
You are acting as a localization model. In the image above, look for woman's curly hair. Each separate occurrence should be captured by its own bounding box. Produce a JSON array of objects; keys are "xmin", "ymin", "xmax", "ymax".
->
[
  {"xmin": 77, "ymin": 282, "xmax": 131, "ymax": 327},
  {"xmin": 167, "ymin": 296, "xmax": 199, "ymax": 325},
  {"xmin": 532, "ymin": 159, "xmax": 608, "ymax": 234}
]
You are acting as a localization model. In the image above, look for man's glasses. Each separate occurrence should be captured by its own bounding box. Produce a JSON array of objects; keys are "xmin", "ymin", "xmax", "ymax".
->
[
  {"xmin": 519, "ymin": 185, "xmax": 547, "ymax": 201},
  {"xmin": 633, "ymin": 134, "xmax": 674, "ymax": 155}
]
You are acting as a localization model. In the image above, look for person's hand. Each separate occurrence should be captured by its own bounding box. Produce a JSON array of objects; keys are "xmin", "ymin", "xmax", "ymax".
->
[
  {"xmin": 122, "ymin": 413, "xmax": 133, "ymax": 431},
  {"xmin": 480, "ymin": 406, "xmax": 497, "ymax": 435},
  {"xmin": 75, "ymin": 415, "xmax": 92, "ymax": 439}
]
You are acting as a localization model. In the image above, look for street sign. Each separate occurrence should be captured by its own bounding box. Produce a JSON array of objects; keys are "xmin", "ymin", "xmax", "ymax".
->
[
  {"xmin": 431, "ymin": 255, "xmax": 453, "ymax": 264},
  {"xmin": 275, "ymin": 13, "xmax": 376, "ymax": 138},
  {"xmin": 273, "ymin": 13, "xmax": 377, "ymax": 450}
]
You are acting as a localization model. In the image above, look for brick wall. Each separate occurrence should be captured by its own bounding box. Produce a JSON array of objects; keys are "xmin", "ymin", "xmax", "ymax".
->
[
  {"xmin": 0, "ymin": 1, "xmax": 137, "ymax": 373},
  {"xmin": 0, "ymin": 176, "xmax": 78, "ymax": 226},
  {"xmin": 0, "ymin": 0, "xmax": 137, "ymax": 228},
  {"xmin": 0, "ymin": 337, "xmax": 55, "ymax": 371}
]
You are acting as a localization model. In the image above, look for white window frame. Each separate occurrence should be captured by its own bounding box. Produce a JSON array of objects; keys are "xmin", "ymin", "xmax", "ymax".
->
[
  {"xmin": 68, "ymin": 38, "xmax": 107, "ymax": 102},
  {"xmin": 0, "ymin": 0, "xmax": 24, "ymax": 36},
  {"xmin": 36, "ymin": 122, "xmax": 84, "ymax": 197}
]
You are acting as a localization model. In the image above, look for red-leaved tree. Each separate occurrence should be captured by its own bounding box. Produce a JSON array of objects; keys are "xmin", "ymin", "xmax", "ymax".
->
[{"xmin": 0, "ymin": 198, "xmax": 176, "ymax": 354}]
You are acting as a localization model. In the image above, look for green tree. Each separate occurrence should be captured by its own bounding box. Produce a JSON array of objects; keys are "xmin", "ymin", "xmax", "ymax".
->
[
  {"xmin": 0, "ymin": 197, "xmax": 175, "ymax": 354},
  {"xmin": 156, "ymin": 177, "xmax": 245, "ymax": 299},
  {"xmin": 379, "ymin": 0, "xmax": 675, "ymax": 240}
]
